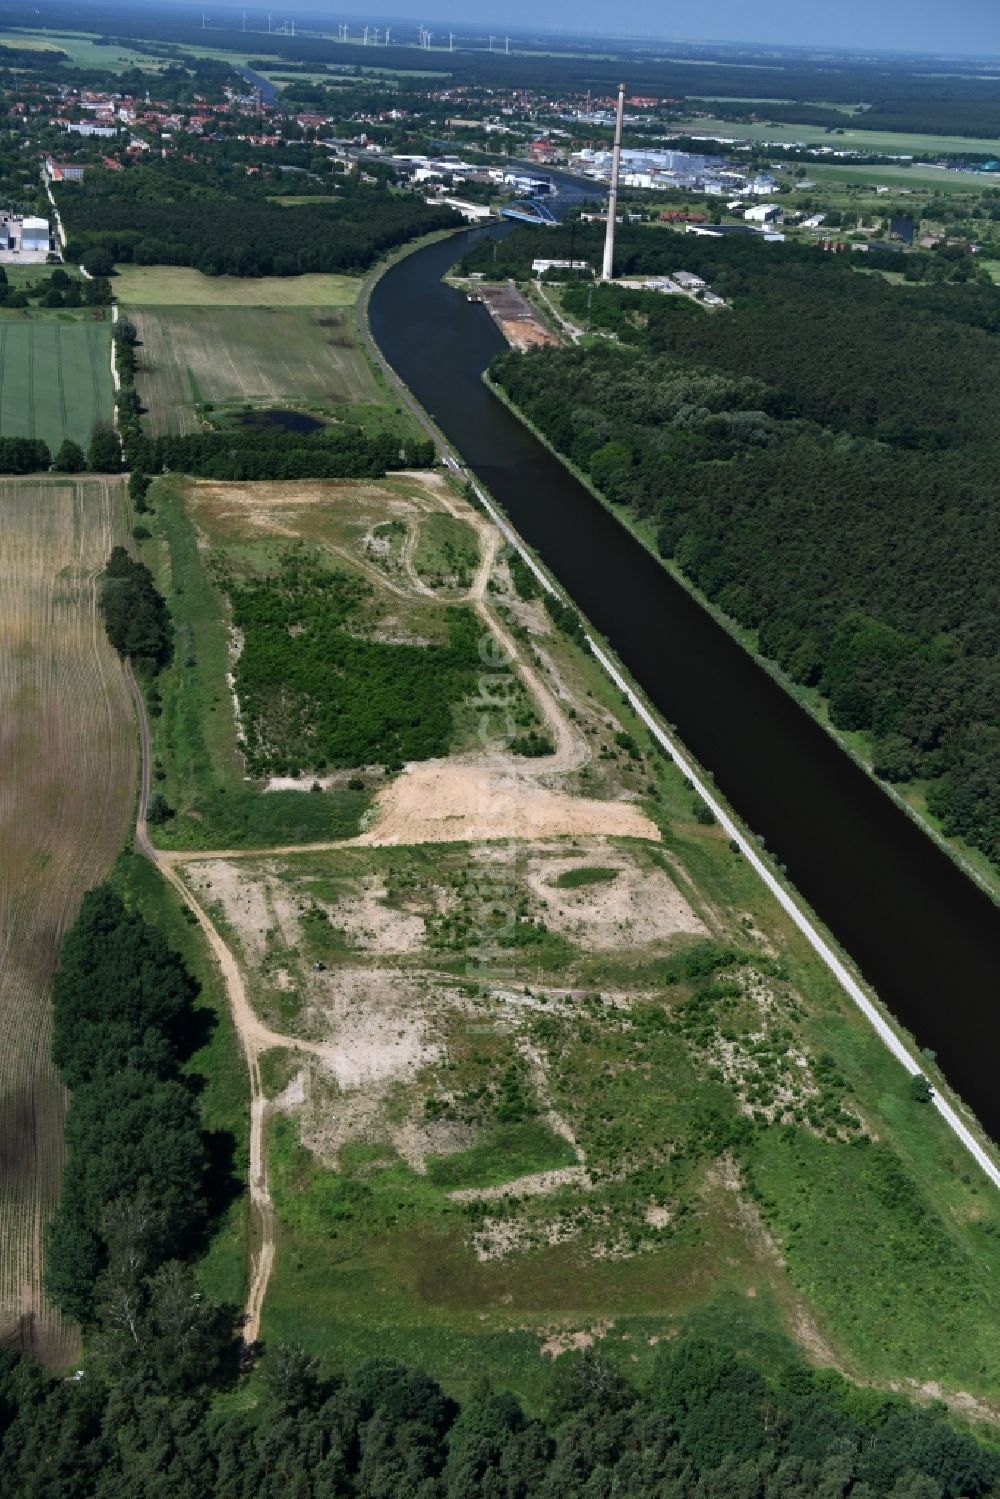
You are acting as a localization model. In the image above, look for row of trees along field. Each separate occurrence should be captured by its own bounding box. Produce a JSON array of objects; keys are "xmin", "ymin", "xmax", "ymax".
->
[
  {"xmin": 482, "ymin": 227, "xmax": 1000, "ymax": 871},
  {"xmin": 0, "ymin": 431, "xmax": 117, "ymax": 473},
  {"xmin": 123, "ymin": 427, "xmax": 435, "ymax": 481},
  {"xmin": 57, "ymin": 161, "xmax": 460, "ymax": 278}
]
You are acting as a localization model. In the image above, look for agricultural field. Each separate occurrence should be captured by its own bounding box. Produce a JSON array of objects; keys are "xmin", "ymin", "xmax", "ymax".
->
[
  {"xmin": 678, "ymin": 113, "xmax": 1000, "ymax": 157},
  {"xmin": 138, "ymin": 470, "xmax": 1000, "ymax": 1412},
  {"xmin": 0, "ymin": 319, "xmax": 112, "ymax": 451},
  {"xmin": 131, "ymin": 306, "xmax": 381, "ymax": 435},
  {"xmin": 0, "ymin": 476, "xmax": 135, "ymax": 1363},
  {"xmin": 0, "ymin": 27, "xmax": 173, "ymax": 71},
  {"xmin": 802, "ymin": 161, "xmax": 988, "ymax": 193},
  {"xmin": 114, "ymin": 267, "xmax": 361, "ymax": 306}
]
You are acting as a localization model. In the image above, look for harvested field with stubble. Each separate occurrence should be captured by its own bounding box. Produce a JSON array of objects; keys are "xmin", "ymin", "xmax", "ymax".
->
[
  {"xmin": 133, "ymin": 306, "xmax": 381, "ymax": 434},
  {"xmin": 0, "ymin": 477, "xmax": 135, "ymax": 1362}
]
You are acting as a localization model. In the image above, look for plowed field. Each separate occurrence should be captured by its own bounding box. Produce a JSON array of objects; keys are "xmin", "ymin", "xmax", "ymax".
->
[{"xmin": 0, "ymin": 477, "xmax": 135, "ymax": 1362}]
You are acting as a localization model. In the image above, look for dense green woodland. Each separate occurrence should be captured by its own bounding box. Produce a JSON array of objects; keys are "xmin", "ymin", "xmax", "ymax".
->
[
  {"xmin": 4, "ymin": 1335, "xmax": 1000, "ymax": 1497},
  {"xmin": 58, "ymin": 164, "xmax": 459, "ymax": 278},
  {"xmin": 484, "ymin": 229, "xmax": 1000, "ymax": 869}
]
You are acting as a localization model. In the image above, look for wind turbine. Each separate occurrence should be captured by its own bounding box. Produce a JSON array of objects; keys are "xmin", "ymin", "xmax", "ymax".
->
[
  {"xmin": 449, "ymin": 30, "xmax": 454, "ymax": 50},
  {"xmin": 267, "ymin": 13, "xmax": 273, "ymax": 31},
  {"xmin": 489, "ymin": 33, "xmax": 495, "ymax": 50},
  {"xmin": 505, "ymin": 35, "xmax": 510, "ymax": 54},
  {"xmin": 363, "ymin": 23, "xmax": 368, "ymax": 43},
  {"xmin": 241, "ymin": 9, "xmax": 246, "ymax": 30},
  {"xmin": 201, "ymin": 12, "xmax": 208, "ymax": 28},
  {"xmin": 373, "ymin": 26, "xmax": 381, "ymax": 44},
  {"xmin": 384, "ymin": 26, "xmax": 391, "ymax": 43},
  {"xmin": 425, "ymin": 30, "xmax": 432, "ymax": 47}
]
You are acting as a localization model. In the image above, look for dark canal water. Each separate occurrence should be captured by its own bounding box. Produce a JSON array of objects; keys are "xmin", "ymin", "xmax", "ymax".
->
[{"xmin": 369, "ymin": 227, "xmax": 1000, "ymax": 1144}]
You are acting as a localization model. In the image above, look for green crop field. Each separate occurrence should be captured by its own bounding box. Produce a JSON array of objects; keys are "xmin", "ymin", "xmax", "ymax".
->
[
  {"xmin": 0, "ymin": 319, "xmax": 113, "ymax": 450},
  {"xmin": 132, "ymin": 305, "xmax": 382, "ymax": 433},
  {"xmin": 114, "ymin": 266, "xmax": 362, "ymax": 306},
  {"xmin": 679, "ymin": 114, "xmax": 1000, "ymax": 157},
  {"xmin": 0, "ymin": 27, "xmax": 171, "ymax": 70},
  {"xmin": 803, "ymin": 161, "xmax": 987, "ymax": 192}
]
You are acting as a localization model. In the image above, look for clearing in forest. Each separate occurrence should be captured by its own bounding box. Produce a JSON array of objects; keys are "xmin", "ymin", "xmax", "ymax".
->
[
  {"xmin": 131, "ymin": 305, "xmax": 382, "ymax": 435},
  {"xmin": 0, "ymin": 477, "xmax": 135, "ymax": 1363},
  {"xmin": 0, "ymin": 319, "xmax": 113, "ymax": 450}
]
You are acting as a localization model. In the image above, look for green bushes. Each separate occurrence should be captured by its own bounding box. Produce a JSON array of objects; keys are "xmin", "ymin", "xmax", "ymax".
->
[
  {"xmin": 507, "ymin": 548, "xmax": 541, "ymax": 601},
  {"xmin": 543, "ymin": 591, "xmax": 588, "ymax": 649},
  {"xmin": 99, "ymin": 545, "xmax": 173, "ymax": 670},
  {"xmin": 230, "ymin": 559, "xmax": 481, "ymax": 775}
]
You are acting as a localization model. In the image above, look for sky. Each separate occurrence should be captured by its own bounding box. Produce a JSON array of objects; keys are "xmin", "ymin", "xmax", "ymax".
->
[{"xmin": 269, "ymin": 1, "xmax": 1000, "ymax": 56}]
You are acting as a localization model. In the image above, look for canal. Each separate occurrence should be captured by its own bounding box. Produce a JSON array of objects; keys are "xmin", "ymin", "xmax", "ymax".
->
[{"xmin": 369, "ymin": 226, "xmax": 1000, "ymax": 1145}]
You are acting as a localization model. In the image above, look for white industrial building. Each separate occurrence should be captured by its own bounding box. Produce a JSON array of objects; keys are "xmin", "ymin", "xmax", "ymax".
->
[
  {"xmin": 532, "ymin": 258, "xmax": 593, "ymax": 276},
  {"xmin": 744, "ymin": 203, "xmax": 782, "ymax": 224},
  {"xmin": 0, "ymin": 212, "xmax": 52, "ymax": 262}
]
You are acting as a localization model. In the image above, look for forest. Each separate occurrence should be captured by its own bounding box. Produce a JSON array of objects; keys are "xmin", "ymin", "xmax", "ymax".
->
[
  {"xmin": 57, "ymin": 163, "xmax": 459, "ymax": 278},
  {"xmin": 488, "ymin": 230, "xmax": 999, "ymax": 869}
]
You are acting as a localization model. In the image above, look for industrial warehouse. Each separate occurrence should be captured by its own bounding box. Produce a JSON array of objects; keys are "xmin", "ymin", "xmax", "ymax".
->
[{"xmin": 0, "ymin": 212, "xmax": 52, "ymax": 263}]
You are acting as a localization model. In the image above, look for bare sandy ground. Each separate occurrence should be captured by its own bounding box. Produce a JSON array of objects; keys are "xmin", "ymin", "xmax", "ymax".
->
[
  {"xmin": 353, "ymin": 762, "xmax": 659, "ymax": 847},
  {"xmin": 527, "ymin": 850, "xmax": 704, "ymax": 949}
]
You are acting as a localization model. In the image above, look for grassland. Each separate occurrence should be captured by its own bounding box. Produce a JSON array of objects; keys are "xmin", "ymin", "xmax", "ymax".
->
[
  {"xmin": 0, "ymin": 477, "xmax": 135, "ymax": 1364},
  {"xmin": 802, "ymin": 161, "xmax": 988, "ymax": 192},
  {"xmin": 141, "ymin": 472, "xmax": 1000, "ymax": 1417},
  {"xmin": 132, "ymin": 306, "xmax": 382, "ymax": 435},
  {"xmin": 679, "ymin": 114, "xmax": 1000, "ymax": 157},
  {"xmin": 114, "ymin": 267, "xmax": 361, "ymax": 306},
  {"xmin": 0, "ymin": 319, "xmax": 112, "ymax": 450},
  {"xmin": 0, "ymin": 27, "xmax": 172, "ymax": 71}
]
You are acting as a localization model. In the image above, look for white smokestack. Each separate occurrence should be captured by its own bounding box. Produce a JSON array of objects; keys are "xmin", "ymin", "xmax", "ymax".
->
[{"xmin": 601, "ymin": 82, "xmax": 626, "ymax": 281}]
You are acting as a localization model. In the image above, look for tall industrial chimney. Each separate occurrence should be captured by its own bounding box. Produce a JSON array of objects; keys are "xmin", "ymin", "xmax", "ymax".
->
[{"xmin": 601, "ymin": 82, "xmax": 626, "ymax": 281}]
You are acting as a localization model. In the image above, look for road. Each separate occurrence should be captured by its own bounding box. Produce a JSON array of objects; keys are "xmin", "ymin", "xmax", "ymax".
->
[{"xmin": 125, "ymin": 659, "xmax": 275, "ymax": 1345}]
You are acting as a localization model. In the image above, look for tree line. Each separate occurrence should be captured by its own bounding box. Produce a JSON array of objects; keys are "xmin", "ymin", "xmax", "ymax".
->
[
  {"xmin": 3, "ymin": 1331, "xmax": 999, "ymax": 1496},
  {"xmin": 43, "ymin": 884, "xmax": 235, "ymax": 1378},
  {"xmin": 488, "ymin": 230, "xmax": 1000, "ymax": 870},
  {"xmin": 124, "ymin": 427, "xmax": 435, "ymax": 482}
]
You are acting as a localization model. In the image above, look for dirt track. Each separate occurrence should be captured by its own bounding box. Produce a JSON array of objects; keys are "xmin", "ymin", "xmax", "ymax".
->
[{"xmin": 129, "ymin": 478, "xmax": 661, "ymax": 1344}]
